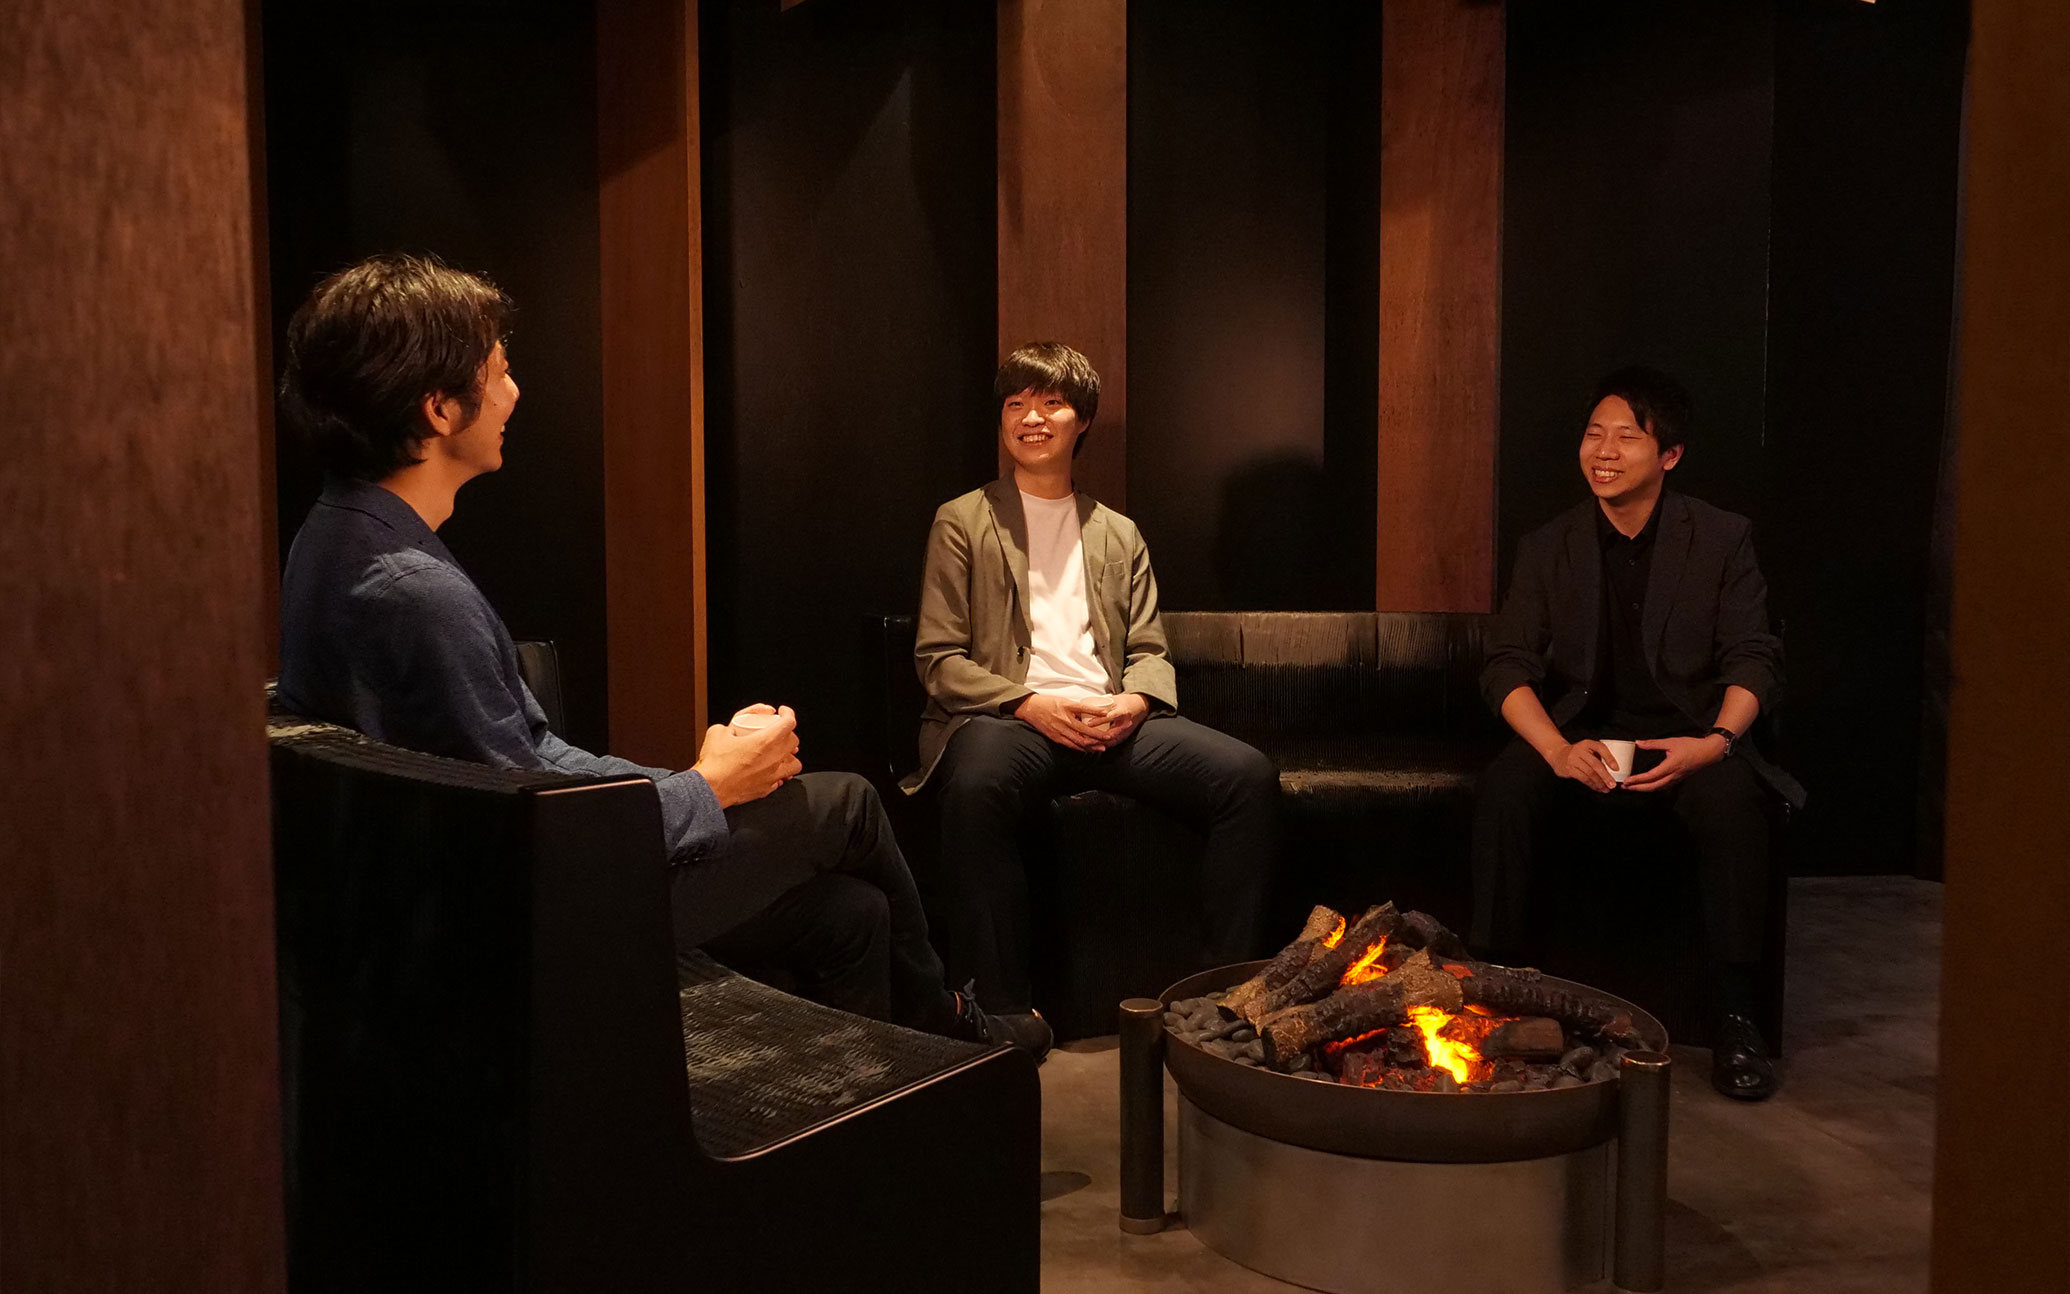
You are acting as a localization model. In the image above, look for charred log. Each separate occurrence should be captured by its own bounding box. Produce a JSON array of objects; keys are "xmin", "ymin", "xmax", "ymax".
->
[
  {"xmin": 1461, "ymin": 1016, "xmax": 1567, "ymax": 1061},
  {"xmin": 1219, "ymin": 905, "xmax": 1343, "ymax": 1021},
  {"xmin": 1459, "ymin": 968, "xmax": 1643, "ymax": 1046},
  {"xmin": 1394, "ymin": 910, "xmax": 1471, "ymax": 961}
]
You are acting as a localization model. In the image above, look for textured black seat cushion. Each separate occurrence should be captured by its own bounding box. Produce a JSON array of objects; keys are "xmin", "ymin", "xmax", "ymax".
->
[{"xmin": 676, "ymin": 953, "xmax": 991, "ymax": 1158}]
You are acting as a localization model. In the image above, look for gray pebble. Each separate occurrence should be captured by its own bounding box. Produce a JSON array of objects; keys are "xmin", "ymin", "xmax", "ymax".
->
[
  {"xmin": 1587, "ymin": 1060, "xmax": 1618, "ymax": 1083},
  {"xmin": 1240, "ymin": 1039, "xmax": 1265, "ymax": 1061},
  {"xmin": 1164, "ymin": 1012, "xmax": 1185, "ymax": 1030},
  {"xmin": 1286, "ymin": 1052, "xmax": 1314, "ymax": 1073},
  {"xmin": 1203, "ymin": 1040, "xmax": 1241, "ymax": 1060},
  {"xmin": 1552, "ymin": 1073, "xmax": 1584, "ymax": 1089},
  {"xmin": 1489, "ymin": 1079, "xmax": 1524, "ymax": 1094},
  {"xmin": 1559, "ymin": 1046, "xmax": 1597, "ymax": 1075},
  {"xmin": 1293, "ymin": 1070, "xmax": 1333, "ymax": 1082},
  {"xmin": 1230, "ymin": 1026, "xmax": 1257, "ymax": 1043},
  {"xmin": 1233, "ymin": 1055, "xmax": 1259, "ymax": 1067}
]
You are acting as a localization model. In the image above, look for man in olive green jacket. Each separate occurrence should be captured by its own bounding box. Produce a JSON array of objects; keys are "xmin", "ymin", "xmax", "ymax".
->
[{"xmin": 907, "ymin": 343, "xmax": 1279, "ymax": 1029}]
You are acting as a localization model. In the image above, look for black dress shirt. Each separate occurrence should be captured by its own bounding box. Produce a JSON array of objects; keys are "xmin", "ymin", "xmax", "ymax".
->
[{"xmin": 1584, "ymin": 503, "xmax": 1688, "ymax": 739}]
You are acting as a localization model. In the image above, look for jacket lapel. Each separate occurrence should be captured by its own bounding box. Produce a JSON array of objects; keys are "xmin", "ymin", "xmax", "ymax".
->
[
  {"xmin": 1562, "ymin": 503, "xmax": 1601, "ymax": 681},
  {"xmin": 1642, "ymin": 492, "xmax": 1692, "ymax": 672},
  {"xmin": 984, "ymin": 475, "xmax": 1033, "ymax": 631},
  {"xmin": 1076, "ymin": 494, "xmax": 1115, "ymax": 674}
]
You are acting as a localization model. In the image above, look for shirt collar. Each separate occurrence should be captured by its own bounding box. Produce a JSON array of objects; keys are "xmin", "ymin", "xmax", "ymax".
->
[
  {"xmin": 1595, "ymin": 497, "xmax": 1664, "ymax": 552},
  {"xmin": 318, "ymin": 476, "xmax": 438, "ymax": 542}
]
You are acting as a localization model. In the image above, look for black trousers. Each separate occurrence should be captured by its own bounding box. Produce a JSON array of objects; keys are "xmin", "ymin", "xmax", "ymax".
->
[
  {"xmin": 673, "ymin": 771, "xmax": 950, "ymax": 1032},
  {"xmin": 935, "ymin": 713, "xmax": 1280, "ymax": 1012},
  {"xmin": 1470, "ymin": 738, "xmax": 1772, "ymax": 968}
]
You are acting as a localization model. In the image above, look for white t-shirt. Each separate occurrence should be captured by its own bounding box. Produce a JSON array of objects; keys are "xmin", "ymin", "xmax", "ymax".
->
[{"xmin": 1019, "ymin": 491, "xmax": 1111, "ymax": 700}]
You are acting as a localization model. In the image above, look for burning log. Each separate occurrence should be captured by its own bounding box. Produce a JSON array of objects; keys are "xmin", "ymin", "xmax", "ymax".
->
[
  {"xmin": 1258, "ymin": 978, "xmax": 1406, "ymax": 1068},
  {"xmin": 1247, "ymin": 904, "xmax": 1400, "ymax": 1024},
  {"xmin": 1258, "ymin": 950, "xmax": 1466, "ymax": 1067},
  {"xmin": 1459, "ymin": 966, "xmax": 1643, "ymax": 1047},
  {"xmin": 1219, "ymin": 905, "xmax": 1344, "ymax": 1022}
]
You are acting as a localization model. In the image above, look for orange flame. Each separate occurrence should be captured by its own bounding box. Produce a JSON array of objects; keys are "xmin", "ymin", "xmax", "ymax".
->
[
  {"xmin": 1340, "ymin": 936, "xmax": 1391, "ymax": 986},
  {"xmin": 1408, "ymin": 1006, "xmax": 1487, "ymax": 1085},
  {"xmin": 1320, "ymin": 916, "xmax": 1347, "ymax": 950}
]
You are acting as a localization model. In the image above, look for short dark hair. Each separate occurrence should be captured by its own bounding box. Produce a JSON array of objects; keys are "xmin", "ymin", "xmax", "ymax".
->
[
  {"xmin": 1588, "ymin": 365, "xmax": 1692, "ymax": 455},
  {"xmin": 995, "ymin": 342, "xmax": 1101, "ymax": 456},
  {"xmin": 279, "ymin": 253, "xmax": 511, "ymax": 481}
]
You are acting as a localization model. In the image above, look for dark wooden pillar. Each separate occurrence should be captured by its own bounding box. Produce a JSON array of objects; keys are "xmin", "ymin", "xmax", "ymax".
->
[
  {"xmin": 0, "ymin": 0, "xmax": 285, "ymax": 1288},
  {"xmin": 997, "ymin": 0, "xmax": 1128, "ymax": 508},
  {"xmin": 1376, "ymin": 0, "xmax": 1504, "ymax": 612},
  {"xmin": 1931, "ymin": 2, "xmax": 2070, "ymax": 1286},
  {"xmin": 599, "ymin": 0, "xmax": 709, "ymax": 766}
]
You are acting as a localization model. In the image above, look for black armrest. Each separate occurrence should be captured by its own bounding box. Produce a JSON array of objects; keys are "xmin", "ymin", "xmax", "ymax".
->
[{"xmin": 513, "ymin": 638, "xmax": 567, "ymax": 734}]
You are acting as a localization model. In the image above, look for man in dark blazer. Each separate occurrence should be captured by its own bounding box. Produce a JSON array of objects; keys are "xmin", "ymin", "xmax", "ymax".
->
[{"xmin": 1474, "ymin": 366, "xmax": 1804, "ymax": 1101}]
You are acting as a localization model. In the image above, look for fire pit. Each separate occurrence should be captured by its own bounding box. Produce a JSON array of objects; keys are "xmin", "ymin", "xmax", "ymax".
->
[{"xmin": 1118, "ymin": 904, "xmax": 1673, "ymax": 1294}]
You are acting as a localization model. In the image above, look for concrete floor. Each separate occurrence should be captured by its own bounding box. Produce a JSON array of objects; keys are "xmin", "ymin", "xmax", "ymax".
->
[{"xmin": 1034, "ymin": 876, "xmax": 1940, "ymax": 1293}]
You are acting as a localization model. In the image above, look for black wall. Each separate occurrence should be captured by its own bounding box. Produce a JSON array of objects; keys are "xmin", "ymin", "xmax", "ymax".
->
[
  {"xmin": 262, "ymin": 2, "xmax": 610, "ymax": 750},
  {"xmin": 1126, "ymin": 1, "xmax": 1379, "ymax": 612},
  {"xmin": 1502, "ymin": 0, "xmax": 1777, "ymax": 540},
  {"xmin": 701, "ymin": 0, "xmax": 996, "ymax": 773},
  {"xmin": 1766, "ymin": 0, "xmax": 1967, "ymax": 877}
]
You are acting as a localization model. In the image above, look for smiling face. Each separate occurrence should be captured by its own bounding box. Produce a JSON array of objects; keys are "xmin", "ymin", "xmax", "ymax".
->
[
  {"xmin": 999, "ymin": 386, "xmax": 1084, "ymax": 492},
  {"xmin": 1580, "ymin": 393, "xmax": 1680, "ymax": 510},
  {"xmin": 441, "ymin": 342, "xmax": 519, "ymax": 477}
]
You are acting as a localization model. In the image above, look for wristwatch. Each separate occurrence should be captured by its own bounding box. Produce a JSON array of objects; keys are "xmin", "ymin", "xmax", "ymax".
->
[{"xmin": 1707, "ymin": 726, "xmax": 1739, "ymax": 757}]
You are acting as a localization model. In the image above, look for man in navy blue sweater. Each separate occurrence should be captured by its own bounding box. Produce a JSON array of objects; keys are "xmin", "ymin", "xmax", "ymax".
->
[{"xmin": 276, "ymin": 254, "xmax": 1044, "ymax": 1057}]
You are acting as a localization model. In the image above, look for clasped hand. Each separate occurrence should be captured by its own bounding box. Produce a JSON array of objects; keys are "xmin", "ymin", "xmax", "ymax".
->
[
  {"xmin": 1549, "ymin": 734, "xmax": 1727, "ymax": 794},
  {"xmin": 1016, "ymin": 692, "xmax": 1148, "ymax": 752},
  {"xmin": 692, "ymin": 703, "xmax": 803, "ymax": 808}
]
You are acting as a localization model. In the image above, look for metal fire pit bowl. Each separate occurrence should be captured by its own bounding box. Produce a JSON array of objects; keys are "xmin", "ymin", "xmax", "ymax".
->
[
  {"xmin": 1160, "ymin": 960, "xmax": 1670, "ymax": 1164},
  {"xmin": 1118, "ymin": 962, "xmax": 1678, "ymax": 1293}
]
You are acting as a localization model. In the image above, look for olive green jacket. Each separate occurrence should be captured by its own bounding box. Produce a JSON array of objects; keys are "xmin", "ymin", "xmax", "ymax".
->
[{"xmin": 903, "ymin": 474, "xmax": 1178, "ymax": 792}]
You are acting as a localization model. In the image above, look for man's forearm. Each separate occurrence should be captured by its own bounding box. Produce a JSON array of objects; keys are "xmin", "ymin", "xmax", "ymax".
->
[
  {"xmin": 1499, "ymin": 685, "xmax": 1569, "ymax": 762},
  {"xmin": 1713, "ymin": 684, "xmax": 1760, "ymax": 738}
]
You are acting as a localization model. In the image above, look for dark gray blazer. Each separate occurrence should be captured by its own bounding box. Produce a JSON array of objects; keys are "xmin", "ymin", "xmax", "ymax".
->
[{"xmin": 1481, "ymin": 491, "xmax": 1805, "ymax": 808}]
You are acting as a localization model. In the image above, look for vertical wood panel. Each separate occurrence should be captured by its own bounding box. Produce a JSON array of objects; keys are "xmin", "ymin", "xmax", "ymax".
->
[
  {"xmin": 599, "ymin": 0, "xmax": 708, "ymax": 766},
  {"xmin": 1376, "ymin": 0, "xmax": 1503, "ymax": 612},
  {"xmin": 0, "ymin": 0, "xmax": 285, "ymax": 1288},
  {"xmin": 1931, "ymin": 1, "xmax": 2070, "ymax": 1286},
  {"xmin": 998, "ymin": 0, "xmax": 1128, "ymax": 508}
]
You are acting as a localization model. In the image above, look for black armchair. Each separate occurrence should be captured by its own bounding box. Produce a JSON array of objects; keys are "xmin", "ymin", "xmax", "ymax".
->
[{"xmin": 269, "ymin": 709, "xmax": 1039, "ymax": 1292}]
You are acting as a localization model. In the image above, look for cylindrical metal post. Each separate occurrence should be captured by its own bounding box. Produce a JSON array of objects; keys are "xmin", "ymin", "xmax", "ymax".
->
[
  {"xmin": 1614, "ymin": 1050, "xmax": 1672, "ymax": 1292},
  {"xmin": 1118, "ymin": 997, "xmax": 1167, "ymax": 1234}
]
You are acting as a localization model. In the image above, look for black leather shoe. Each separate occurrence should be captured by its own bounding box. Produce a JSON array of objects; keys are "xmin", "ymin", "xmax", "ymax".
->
[
  {"xmin": 949, "ymin": 983, "xmax": 1053, "ymax": 1063},
  {"xmin": 1711, "ymin": 1012, "xmax": 1778, "ymax": 1101}
]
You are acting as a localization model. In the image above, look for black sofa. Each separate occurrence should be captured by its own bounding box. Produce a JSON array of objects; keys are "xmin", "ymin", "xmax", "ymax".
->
[
  {"xmin": 869, "ymin": 611, "xmax": 1787, "ymax": 1050},
  {"xmin": 269, "ymin": 707, "xmax": 1039, "ymax": 1292}
]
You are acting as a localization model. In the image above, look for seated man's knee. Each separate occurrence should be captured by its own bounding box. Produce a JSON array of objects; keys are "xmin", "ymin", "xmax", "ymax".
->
[
  {"xmin": 938, "ymin": 719, "xmax": 1038, "ymax": 801},
  {"xmin": 805, "ymin": 874, "xmax": 891, "ymax": 958}
]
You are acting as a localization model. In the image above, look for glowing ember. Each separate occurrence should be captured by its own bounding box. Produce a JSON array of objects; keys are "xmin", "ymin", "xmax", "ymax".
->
[
  {"xmin": 1408, "ymin": 1006, "xmax": 1487, "ymax": 1085},
  {"xmin": 1340, "ymin": 936, "xmax": 1390, "ymax": 987},
  {"xmin": 1322, "ymin": 1026, "xmax": 1389, "ymax": 1056}
]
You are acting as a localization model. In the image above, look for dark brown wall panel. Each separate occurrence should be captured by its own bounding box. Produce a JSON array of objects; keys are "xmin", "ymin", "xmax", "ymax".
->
[
  {"xmin": 1376, "ymin": 0, "xmax": 1504, "ymax": 613},
  {"xmin": 600, "ymin": 0, "xmax": 709, "ymax": 766},
  {"xmin": 998, "ymin": 0, "xmax": 1128, "ymax": 508},
  {"xmin": 1932, "ymin": 1, "xmax": 2070, "ymax": 1285},
  {"xmin": 0, "ymin": 0, "xmax": 285, "ymax": 1288}
]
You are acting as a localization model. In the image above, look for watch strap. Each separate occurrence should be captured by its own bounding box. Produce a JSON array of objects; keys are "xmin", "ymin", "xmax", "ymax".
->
[{"xmin": 1707, "ymin": 725, "xmax": 1739, "ymax": 756}]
